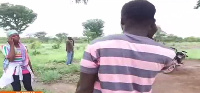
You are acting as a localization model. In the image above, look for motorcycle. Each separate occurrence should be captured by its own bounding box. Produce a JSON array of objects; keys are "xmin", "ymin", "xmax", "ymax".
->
[{"xmin": 162, "ymin": 47, "xmax": 188, "ymax": 74}]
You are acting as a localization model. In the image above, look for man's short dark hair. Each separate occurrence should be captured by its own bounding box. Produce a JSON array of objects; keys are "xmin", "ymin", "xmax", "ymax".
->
[{"xmin": 121, "ymin": 0, "xmax": 156, "ymax": 22}]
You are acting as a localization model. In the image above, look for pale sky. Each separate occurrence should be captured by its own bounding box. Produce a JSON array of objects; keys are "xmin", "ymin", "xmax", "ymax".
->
[{"xmin": 0, "ymin": 0, "xmax": 199, "ymax": 38}]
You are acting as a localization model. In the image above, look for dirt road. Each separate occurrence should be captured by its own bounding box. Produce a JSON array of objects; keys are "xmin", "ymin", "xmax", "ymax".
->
[
  {"xmin": 153, "ymin": 60, "xmax": 200, "ymax": 93},
  {"xmin": 34, "ymin": 60, "xmax": 200, "ymax": 93}
]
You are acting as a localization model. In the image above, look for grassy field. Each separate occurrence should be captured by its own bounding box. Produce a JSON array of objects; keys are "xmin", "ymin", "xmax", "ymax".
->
[
  {"xmin": 0, "ymin": 42, "xmax": 200, "ymax": 91},
  {"xmin": 0, "ymin": 43, "xmax": 87, "ymax": 91},
  {"xmin": 166, "ymin": 42, "xmax": 200, "ymax": 59}
]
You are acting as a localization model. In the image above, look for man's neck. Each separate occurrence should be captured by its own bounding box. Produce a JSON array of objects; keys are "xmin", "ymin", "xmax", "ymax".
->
[
  {"xmin": 123, "ymin": 25, "xmax": 149, "ymax": 36},
  {"xmin": 124, "ymin": 27, "xmax": 148, "ymax": 37}
]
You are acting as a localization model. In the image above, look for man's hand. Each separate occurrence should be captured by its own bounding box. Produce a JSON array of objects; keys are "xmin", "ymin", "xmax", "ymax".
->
[
  {"xmin": 8, "ymin": 37, "xmax": 14, "ymax": 46},
  {"xmin": 148, "ymin": 23, "xmax": 157, "ymax": 39}
]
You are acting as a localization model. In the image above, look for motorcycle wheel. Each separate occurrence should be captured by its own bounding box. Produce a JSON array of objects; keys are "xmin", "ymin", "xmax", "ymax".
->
[{"xmin": 162, "ymin": 64, "xmax": 176, "ymax": 74}]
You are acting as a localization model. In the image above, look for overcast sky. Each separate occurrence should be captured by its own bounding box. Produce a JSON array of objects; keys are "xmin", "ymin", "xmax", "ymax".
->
[{"xmin": 0, "ymin": 0, "xmax": 199, "ymax": 38}]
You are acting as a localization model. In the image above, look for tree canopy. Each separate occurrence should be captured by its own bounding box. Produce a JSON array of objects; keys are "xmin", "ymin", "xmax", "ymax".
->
[
  {"xmin": 55, "ymin": 33, "xmax": 68, "ymax": 43},
  {"xmin": 82, "ymin": 19, "xmax": 104, "ymax": 41},
  {"xmin": 34, "ymin": 31, "xmax": 47, "ymax": 39},
  {"xmin": 75, "ymin": 0, "xmax": 88, "ymax": 4},
  {"xmin": 195, "ymin": 0, "xmax": 200, "ymax": 9},
  {"xmin": 0, "ymin": 3, "xmax": 37, "ymax": 34}
]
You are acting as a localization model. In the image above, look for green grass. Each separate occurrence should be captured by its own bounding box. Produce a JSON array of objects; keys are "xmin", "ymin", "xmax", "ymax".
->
[
  {"xmin": 186, "ymin": 49, "xmax": 200, "ymax": 59},
  {"xmin": 166, "ymin": 42, "xmax": 200, "ymax": 59},
  {"xmin": 29, "ymin": 43, "xmax": 85, "ymax": 82},
  {"xmin": 0, "ymin": 43, "xmax": 86, "ymax": 92},
  {"xmin": 41, "ymin": 70, "xmax": 61, "ymax": 82},
  {"xmin": 0, "ymin": 43, "xmax": 86, "ymax": 76}
]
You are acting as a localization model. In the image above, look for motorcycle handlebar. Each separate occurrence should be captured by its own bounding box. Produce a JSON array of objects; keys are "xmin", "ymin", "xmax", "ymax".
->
[
  {"xmin": 182, "ymin": 51, "xmax": 187, "ymax": 53},
  {"xmin": 170, "ymin": 47, "xmax": 177, "ymax": 52}
]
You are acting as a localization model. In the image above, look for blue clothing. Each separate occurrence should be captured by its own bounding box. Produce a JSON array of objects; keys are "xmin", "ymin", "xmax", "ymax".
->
[{"xmin": 66, "ymin": 51, "xmax": 74, "ymax": 65}]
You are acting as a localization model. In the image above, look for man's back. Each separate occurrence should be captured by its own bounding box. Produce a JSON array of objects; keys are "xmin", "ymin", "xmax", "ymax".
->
[{"xmin": 80, "ymin": 33, "xmax": 175, "ymax": 93}]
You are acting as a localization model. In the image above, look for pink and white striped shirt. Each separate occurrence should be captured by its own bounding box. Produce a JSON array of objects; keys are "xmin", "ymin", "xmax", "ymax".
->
[{"xmin": 80, "ymin": 33, "xmax": 176, "ymax": 93}]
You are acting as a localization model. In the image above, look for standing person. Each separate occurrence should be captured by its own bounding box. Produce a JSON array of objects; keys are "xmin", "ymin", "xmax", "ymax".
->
[
  {"xmin": 75, "ymin": 0, "xmax": 176, "ymax": 93},
  {"xmin": 0, "ymin": 30, "xmax": 34, "ymax": 91},
  {"xmin": 66, "ymin": 37, "xmax": 74, "ymax": 65}
]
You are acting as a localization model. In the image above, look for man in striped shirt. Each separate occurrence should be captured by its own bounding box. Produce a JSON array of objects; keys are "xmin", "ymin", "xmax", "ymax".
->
[{"xmin": 76, "ymin": 0, "xmax": 176, "ymax": 93}]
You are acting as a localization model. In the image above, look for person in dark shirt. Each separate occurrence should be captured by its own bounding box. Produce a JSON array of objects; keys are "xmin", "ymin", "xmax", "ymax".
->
[{"xmin": 66, "ymin": 37, "xmax": 74, "ymax": 65}]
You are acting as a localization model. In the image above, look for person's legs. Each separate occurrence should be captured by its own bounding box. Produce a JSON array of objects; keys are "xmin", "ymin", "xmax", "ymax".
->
[
  {"xmin": 70, "ymin": 51, "xmax": 74, "ymax": 64},
  {"xmin": 11, "ymin": 75, "xmax": 21, "ymax": 91},
  {"xmin": 66, "ymin": 52, "xmax": 70, "ymax": 65},
  {"xmin": 67, "ymin": 51, "xmax": 72, "ymax": 65},
  {"xmin": 22, "ymin": 73, "xmax": 33, "ymax": 91}
]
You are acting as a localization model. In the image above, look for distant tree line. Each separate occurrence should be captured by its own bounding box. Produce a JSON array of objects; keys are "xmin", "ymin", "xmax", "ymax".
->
[
  {"xmin": 154, "ymin": 26, "xmax": 200, "ymax": 42},
  {"xmin": 0, "ymin": 34, "xmax": 88, "ymax": 44}
]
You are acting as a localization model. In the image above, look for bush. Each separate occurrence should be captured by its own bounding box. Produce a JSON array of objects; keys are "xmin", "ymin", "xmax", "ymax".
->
[
  {"xmin": 30, "ymin": 41, "xmax": 42, "ymax": 55},
  {"xmin": 0, "ymin": 37, "xmax": 7, "ymax": 43},
  {"xmin": 52, "ymin": 43, "xmax": 61, "ymax": 49},
  {"xmin": 32, "ymin": 50, "xmax": 41, "ymax": 55},
  {"xmin": 30, "ymin": 41, "xmax": 42, "ymax": 49}
]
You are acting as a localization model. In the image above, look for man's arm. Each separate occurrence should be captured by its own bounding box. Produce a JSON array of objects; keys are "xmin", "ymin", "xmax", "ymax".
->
[
  {"xmin": 66, "ymin": 41, "xmax": 69, "ymax": 52},
  {"xmin": 161, "ymin": 49, "xmax": 176, "ymax": 70},
  {"xmin": 76, "ymin": 73, "xmax": 97, "ymax": 93},
  {"xmin": 75, "ymin": 44, "xmax": 99, "ymax": 93}
]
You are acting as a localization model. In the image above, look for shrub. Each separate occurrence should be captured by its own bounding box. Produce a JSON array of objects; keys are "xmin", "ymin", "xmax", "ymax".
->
[
  {"xmin": 52, "ymin": 43, "xmax": 61, "ymax": 49},
  {"xmin": 30, "ymin": 41, "xmax": 42, "ymax": 49},
  {"xmin": 32, "ymin": 50, "xmax": 41, "ymax": 55},
  {"xmin": 30, "ymin": 41, "xmax": 42, "ymax": 55}
]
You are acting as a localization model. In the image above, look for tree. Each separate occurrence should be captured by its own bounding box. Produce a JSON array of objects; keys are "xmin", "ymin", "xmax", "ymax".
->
[
  {"xmin": 34, "ymin": 31, "xmax": 47, "ymax": 42},
  {"xmin": 153, "ymin": 26, "xmax": 167, "ymax": 41},
  {"xmin": 195, "ymin": 0, "xmax": 200, "ymax": 9},
  {"xmin": 164, "ymin": 34, "xmax": 183, "ymax": 42},
  {"xmin": 0, "ymin": 3, "xmax": 37, "ymax": 34},
  {"xmin": 51, "ymin": 33, "xmax": 68, "ymax": 49},
  {"xmin": 75, "ymin": 0, "xmax": 88, "ymax": 4},
  {"xmin": 82, "ymin": 19, "xmax": 104, "ymax": 42},
  {"xmin": 26, "ymin": 33, "xmax": 34, "ymax": 38},
  {"xmin": 184, "ymin": 37, "xmax": 200, "ymax": 42},
  {"xmin": 55, "ymin": 33, "xmax": 68, "ymax": 43}
]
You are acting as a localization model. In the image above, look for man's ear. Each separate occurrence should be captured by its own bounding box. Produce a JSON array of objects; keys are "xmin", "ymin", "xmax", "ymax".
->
[
  {"xmin": 152, "ymin": 23, "xmax": 157, "ymax": 32},
  {"xmin": 121, "ymin": 18, "xmax": 125, "ymax": 25},
  {"xmin": 121, "ymin": 18, "xmax": 125, "ymax": 30}
]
